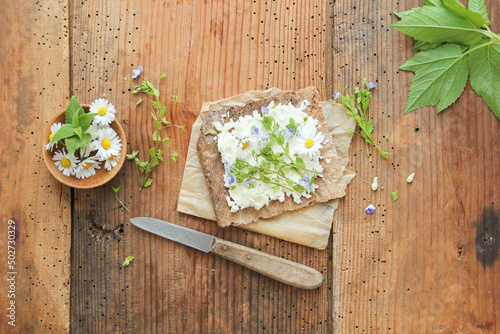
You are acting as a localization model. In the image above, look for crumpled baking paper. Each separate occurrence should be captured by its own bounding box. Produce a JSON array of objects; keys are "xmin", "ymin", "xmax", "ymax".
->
[{"xmin": 177, "ymin": 88, "xmax": 356, "ymax": 249}]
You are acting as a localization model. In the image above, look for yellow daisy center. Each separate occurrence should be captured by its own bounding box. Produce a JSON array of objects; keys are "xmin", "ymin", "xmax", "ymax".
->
[
  {"xmin": 242, "ymin": 141, "xmax": 249, "ymax": 149},
  {"xmin": 49, "ymin": 133, "xmax": 55, "ymax": 141},
  {"xmin": 102, "ymin": 138, "xmax": 111, "ymax": 149},
  {"xmin": 109, "ymin": 155, "xmax": 115, "ymax": 160},
  {"xmin": 305, "ymin": 139, "xmax": 314, "ymax": 148},
  {"xmin": 83, "ymin": 162, "xmax": 92, "ymax": 169},
  {"xmin": 61, "ymin": 158, "xmax": 71, "ymax": 168},
  {"xmin": 97, "ymin": 107, "xmax": 107, "ymax": 116}
]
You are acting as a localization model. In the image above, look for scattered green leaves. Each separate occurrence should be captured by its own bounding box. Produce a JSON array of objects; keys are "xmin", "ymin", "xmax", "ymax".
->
[
  {"xmin": 122, "ymin": 256, "xmax": 135, "ymax": 267},
  {"xmin": 331, "ymin": 79, "xmax": 390, "ymax": 158},
  {"xmin": 392, "ymin": 191, "xmax": 398, "ymax": 202},
  {"xmin": 111, "ymin": 185, "xmax": 130, "ymax": 212},
  {"xmin": 392, "ymin": 0, "xmax": 500, "ymax": 119},
  {"xmin": 129, "ymin": 71, "xmax": 186, "ymax": 189}
]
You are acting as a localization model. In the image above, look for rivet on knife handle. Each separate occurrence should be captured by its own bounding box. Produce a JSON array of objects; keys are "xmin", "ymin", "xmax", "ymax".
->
[{"xmin": 210, "ymin": 238, "xmax": 325, "ymax": 289}]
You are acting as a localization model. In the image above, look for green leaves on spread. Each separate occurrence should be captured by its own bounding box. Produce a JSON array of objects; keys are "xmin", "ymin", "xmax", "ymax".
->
[
  {"xmin": 468, "ymin": 42, "xmax": 500, "ymax": 119},
  {"xmin": 392, "ymin": 0, "xmax": 500, "ymax": 119},
  {"xmin": 400, "ymin": 44, "xmax": 469, "ymax": 113}
]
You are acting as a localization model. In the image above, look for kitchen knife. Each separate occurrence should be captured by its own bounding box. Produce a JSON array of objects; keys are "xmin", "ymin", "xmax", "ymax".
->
[{"xmin": 130, "ymin": 217, "xmax": 325, "ymax": 289}]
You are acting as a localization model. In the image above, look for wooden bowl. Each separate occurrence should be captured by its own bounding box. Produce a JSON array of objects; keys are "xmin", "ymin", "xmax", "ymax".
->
[{"xmin": 42, "ymin": 104, "xmax": 127, "ymax": 189}]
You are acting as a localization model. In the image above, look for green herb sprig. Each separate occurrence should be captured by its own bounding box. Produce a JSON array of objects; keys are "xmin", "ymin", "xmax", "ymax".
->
[
  {"xmin": 226, "ymin": 115, "xmax": 319, "ymax": 196},
  {"xmin": 50, "ymin": 96, "xmax": 97, "ymax": 155},
  {"xmin": 111, "ymin": 185, "xmax": 130, "ymax": 212},
  {"xmin": 127, "ymin": 73, "xmax": 185, "ymax": 189},
  {"xmin": 392, "ymin": 0, "xmax": 499, "ymax": 119},
  {"xmin": 331, "ymin": 79, "xmax": 390, "ymax": 159}
]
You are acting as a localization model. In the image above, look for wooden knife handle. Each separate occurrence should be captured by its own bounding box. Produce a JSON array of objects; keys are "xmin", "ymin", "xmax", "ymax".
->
[{"xmin": 209, "ymin": 238, "xmax": 325, "ymax": 289}]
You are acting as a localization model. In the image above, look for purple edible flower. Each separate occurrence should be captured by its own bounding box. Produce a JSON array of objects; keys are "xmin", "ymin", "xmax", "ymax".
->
[
  {"xmin": 132, "ymin": 66, "xmax": 143, "ymax": 79},
  {"xmin": 244, "ymin": 178, "xmax": 255, "ymax": 188},
  {"xmin": 365, "ymin": 204, "xmax": 376, "ymax": 214},
  {"xmin": 261, "ymin": 134, "xmax": 270, "ymax": 141},
  {"xmin": 367, "ymin": 81, "xmax": 376, "ymax": 89},
  {"xmin": 261, "ymin": 106, "xmax": 269, "ymax": 114},
  {"xmin": 298, "ymin": 176, "xmax": 311, "ymax": 191},
  {"xmin": 284, "ymin": 128, "xmax": 295, "ymax": 139},
  {"xmin": 227, "ymin": 173, "xmax": 235, "ymax": 185},
  {"xmin": 252, "ymin": 127, "xmax": 260, "ymax": 136},
  {"xmin": 224, "ymin": 162, "xmax": 232, "ymax": 172},
  {"xmin": 332, "ymin": 91, "xmax": 340, "ymax": 100}
]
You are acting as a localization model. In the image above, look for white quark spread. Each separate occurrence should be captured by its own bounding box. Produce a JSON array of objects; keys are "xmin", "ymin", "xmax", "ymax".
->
[{"xmin": 214, "ymin": 100, "xmax": 327, "ymax": 212}]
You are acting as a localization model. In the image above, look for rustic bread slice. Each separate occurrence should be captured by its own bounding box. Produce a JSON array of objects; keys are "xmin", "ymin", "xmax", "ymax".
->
[{"xmin": 197, "ymin": 87, "xmax": 344, "ymax": 227}]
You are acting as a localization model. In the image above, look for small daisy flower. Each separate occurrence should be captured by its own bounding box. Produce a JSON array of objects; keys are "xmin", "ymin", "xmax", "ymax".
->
[
  {"xmin": 93, "ymin": 127, "xmax": 122, "ymax": 160},
  {"xmin": 290, "ymin": 122, "xmax": 325, "ymax": 159},
  {"xmin": 132, "ymin": 65, "xmax": 143, "ymax": 79},
  {"xmin": 90, "ymin": 98, "xmax": 117, "ymax": 126},
  {"xmin": 86, "ymin": 123, "xmax": 102, "ymax": 140},
  {"xmin": 332, "ymin": 91, "xmax": 340, "ymax": 100},
  {"xmin": 238, "ymin": 137, "xmax": 257, "ymax": 160},
  {"xmin": 45, "ymin": 122, "xmax": 64, "ymax": 151},
  {"xmin": 104, "ymin": 153, "xmax": 121, "ymax": 171},
  {"xmin": 53, "ymin": 149, "xmax": 79, "ymax": 176},
  {"xmin": 75, "ymin": 157, "xmax": 101, "ymax": 179},
  {"xmin": 367, "ymin": 81, "xmax": 376, "ymax": 89}
]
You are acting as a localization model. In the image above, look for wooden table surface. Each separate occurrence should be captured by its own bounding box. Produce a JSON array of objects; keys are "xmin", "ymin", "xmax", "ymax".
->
[{"xmin": 1, "ymin": 0, "xmax": 499, "ymax": 333}]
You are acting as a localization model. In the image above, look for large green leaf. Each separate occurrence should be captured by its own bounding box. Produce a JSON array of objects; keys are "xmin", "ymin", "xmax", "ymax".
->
[
  {"xmin": 65, "ymin": 133, "xmax": 93, "ymax": 154},
  {"xmin": 442, "ymin": 0, "xmax": 485, "ymax": 27},
  {"xmin": 468, "ymin": 0, "xmax": 490, "ymax": 26},
  {"xmin": 413, "ymin": 40, "xmax": 443, "ymax": 51},
  {"xmin": 391, "ymin": 6, "xmax": 484, "ymax": 45},
  {"xmin": 424, "ymin": 0, "xmax": 444, "ymax": 7},
  {"xmin": 394, "ymin": 7, "xmax": 421, "ymax": 19},
  {"xmin": 79, "ymin": 113, "xmax": 97, "ymax": 132},
  {"xmin": 468, "ymin": 42, "xmax": 500, "ymax": 119},
  {"xmin": 400, "ymin": 44, "xmax": 469, "ymax": 113},
  {"xmin": 65, "ymin": 96, "xmax": 83, "ymax": 124},
  {"xmin": 51, "ymin": 124, "xmax": 75, "ymax": 143}
]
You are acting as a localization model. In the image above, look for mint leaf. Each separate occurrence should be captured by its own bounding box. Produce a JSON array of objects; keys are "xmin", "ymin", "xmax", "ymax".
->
[
  {"xmin": 65, "ymin": 133, "xmax": 92, "ymax": 154},
  {"xmin": 468, "ymin": 42, "xmax": 500, "ymax": 119},
  {"xmin": 424, "ymin": 0, "xmax": 444, "ymax": 7},
  {"xmin": 65, "ymin": 96, "xmax": 83, "ymax": 124},
  {"xmin": 51, "ymin": 124, "xmax": 75, "ymax": 143},
  {"xmin": 394, "ymin": 7, "xmax": 421, "ymax": 19},
  {"xmin": 400, "ymin": 44, "xmax": 468, "ymax": 113},
  {"xmin": 391, "ymin": 6, "xmax": 485, "ymax": 45},
  {"xmin": 441, "ymin": 0, "xmax": 485, "ymax": 28},
  {"xmin": 413, "ymin": 40, "xmax": 443, "ymax": 51},
  {"xmin": 79, "ymin": 113, "xmax": 97, "ymax": 132},
  {"xmin": 468, "ymin": 0, "xmax": 490, "ymax": 26},
  {"xmin": 74, "ymin": 126, "xmax": 83, "ymax": 139},
  {"xmin": 71, "ymin": 110, "xmax": 80, "ymax": 127}
]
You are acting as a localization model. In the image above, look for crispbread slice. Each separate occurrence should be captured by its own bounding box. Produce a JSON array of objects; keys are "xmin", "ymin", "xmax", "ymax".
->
[{"xmin": 197, "ymin": 87, "xmax": 344, "ymax": 227}]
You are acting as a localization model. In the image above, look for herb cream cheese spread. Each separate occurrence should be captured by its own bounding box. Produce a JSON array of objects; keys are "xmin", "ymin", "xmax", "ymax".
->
[{"xmin": 214, "ymin": 100, "xmax": 326, "ymax": 212}]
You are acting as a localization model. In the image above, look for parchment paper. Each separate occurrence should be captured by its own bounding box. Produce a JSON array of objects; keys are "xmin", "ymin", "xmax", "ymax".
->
[{"xmin": 177, "ymin": 88, "xmax": 356, "ymax": 249}]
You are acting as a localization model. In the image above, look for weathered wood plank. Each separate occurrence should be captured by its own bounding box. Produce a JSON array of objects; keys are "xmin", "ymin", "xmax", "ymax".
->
[
  {"xmin": 70, "ymin": 0, "xmax": 332, "ymax": 332},
  {"xmin": 0, "ymin": 1, "xmax": 71, "ymax": 333},
  {"xmin": 332, "ymin": 0, "xmax": 499, "ymax": 332}
]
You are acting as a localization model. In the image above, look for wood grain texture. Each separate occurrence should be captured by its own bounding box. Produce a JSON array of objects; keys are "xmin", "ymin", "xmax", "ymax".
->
[
  {"xmin": 332, "ymin": 0, "xmax": 500, "ymax": 333},
  {"xmin": 70, "ymin": 0, "xmax": 331, "ymax": 333},
  {"xmin": 0, "ymin": 1, "xmax": 71, "ymax": 332}
]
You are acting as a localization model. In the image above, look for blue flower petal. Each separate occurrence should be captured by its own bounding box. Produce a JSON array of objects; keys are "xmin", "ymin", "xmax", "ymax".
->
[
  {"xmin": 333, "ymin": 91, "xmax": 340, "ymax": 100},
  {"xmin": 367, "ymin": 81, "xmax": 376, "ymax": 88},
  {"xmin": 261, "ymin": 106, "xmax": 269, "ymax": 114},
  {"xmin": 365, "ymin": 204, "xmax": 376, "ymax": 214}
]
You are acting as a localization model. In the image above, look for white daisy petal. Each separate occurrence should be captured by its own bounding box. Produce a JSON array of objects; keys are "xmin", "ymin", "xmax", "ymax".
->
[
  {"xmin": 104, "ymin": 153, "xmax": 121, "ymax": 171},
  {"xmin": 92, "ymin": 127, "xmax": 122, "ymax": 160},
  {"xmin": 53, "ymin": 149, "xmax": 79, "ymax": 176},
  {"xmin": 45, "ymin": 122, "xmax": 64, "ymax": 151},
  {"xmin": 75, "ymin": 157, "xmax": 101, "ymax": 179},
  {"xmin": 90, "ymin": 98, "xmax": 117, "ymax": 126}
]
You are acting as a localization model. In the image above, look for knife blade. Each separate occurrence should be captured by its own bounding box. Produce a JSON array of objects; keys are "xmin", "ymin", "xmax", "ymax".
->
[{"xmin": 130, "ymin": 217, "xmax": 324, "ymax": 289}]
